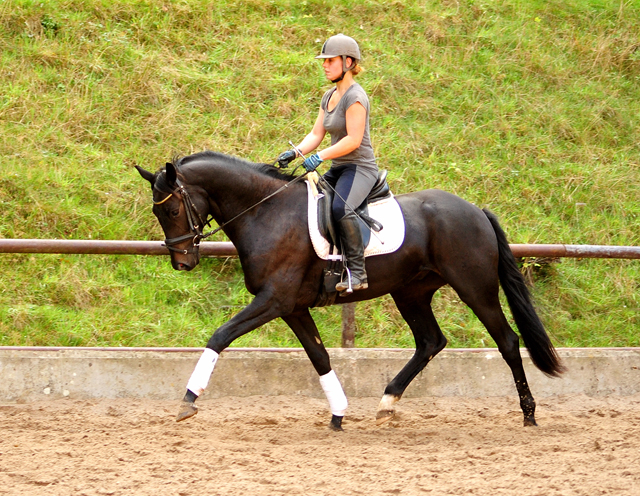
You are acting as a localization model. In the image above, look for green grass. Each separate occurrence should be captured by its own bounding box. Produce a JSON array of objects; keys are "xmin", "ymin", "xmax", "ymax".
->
[{"xmin": 0, "ymin": 0, "xmax": 638, "ymax": 349}]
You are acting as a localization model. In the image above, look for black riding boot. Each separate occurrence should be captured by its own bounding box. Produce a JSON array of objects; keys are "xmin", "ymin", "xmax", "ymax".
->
[{"xmin": 335, "ymin": 212, "xmax": 368, "ymax": 294}]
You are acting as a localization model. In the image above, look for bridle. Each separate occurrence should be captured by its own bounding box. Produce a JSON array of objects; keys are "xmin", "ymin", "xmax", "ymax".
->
[
  {"xmin": 154, "ymin": 178, "xmax": 211, "ymax": 255},
  {"xmin": 154, "ymin": 170, "xmax": 311, "ymax": 255}
]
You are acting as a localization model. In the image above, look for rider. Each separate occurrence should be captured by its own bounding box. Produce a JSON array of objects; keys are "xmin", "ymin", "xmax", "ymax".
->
[{"xmin": 277, "ymin": 34, "xmax": 378, "ymax": 293}]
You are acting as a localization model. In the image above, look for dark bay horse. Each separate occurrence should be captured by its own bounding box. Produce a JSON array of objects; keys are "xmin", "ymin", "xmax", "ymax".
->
[{"xmin": 136, "ymin": 151, "xmax": 563, "ymax": 430}]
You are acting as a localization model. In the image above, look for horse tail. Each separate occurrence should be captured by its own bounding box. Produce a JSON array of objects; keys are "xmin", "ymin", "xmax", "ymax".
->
[{"xmin": 483, "ymin": 209, "xmax": 564, "ymax": 377}]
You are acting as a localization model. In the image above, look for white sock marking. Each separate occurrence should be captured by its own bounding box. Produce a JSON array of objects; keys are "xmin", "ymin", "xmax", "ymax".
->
[{"xmin": 378, "ymin": 394, "xmax": 399, "ymax": 412}]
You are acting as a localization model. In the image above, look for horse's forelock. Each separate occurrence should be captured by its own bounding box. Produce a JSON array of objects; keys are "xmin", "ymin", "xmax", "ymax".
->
[{"xmin": 153, "ymin": 168, "xmax": 176, "ymax": 195}]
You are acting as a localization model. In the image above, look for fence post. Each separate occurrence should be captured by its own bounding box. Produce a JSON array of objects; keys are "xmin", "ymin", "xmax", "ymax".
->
[{"xmin": 341, "ymin": 302, "xmax": 356, "ymax": 348}]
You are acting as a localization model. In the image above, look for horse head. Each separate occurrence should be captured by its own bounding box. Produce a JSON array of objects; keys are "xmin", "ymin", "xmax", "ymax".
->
[{"xmin": 136, "ymin": 162, "xmax": 209, "ymax": 271}]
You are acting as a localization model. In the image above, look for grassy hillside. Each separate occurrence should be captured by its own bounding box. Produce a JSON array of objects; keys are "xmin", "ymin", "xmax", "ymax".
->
[{"xmin": 0, "ymin": 0, "xmax": 638, "ymax": 348}]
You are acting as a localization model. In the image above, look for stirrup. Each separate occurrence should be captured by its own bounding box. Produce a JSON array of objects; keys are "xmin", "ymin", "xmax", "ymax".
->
[
  {"xmin": 336, "ymin": 268, "xmax": 368, "ymax": 295},
  {"xmin": 337, "ymin": 267, "xmax": 354, "ymax": 294}
]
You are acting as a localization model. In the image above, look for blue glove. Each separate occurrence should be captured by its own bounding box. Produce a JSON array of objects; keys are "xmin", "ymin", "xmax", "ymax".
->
[{"xmin": 302, "ymin": 153, "xmax": 323, "ymax": 172}]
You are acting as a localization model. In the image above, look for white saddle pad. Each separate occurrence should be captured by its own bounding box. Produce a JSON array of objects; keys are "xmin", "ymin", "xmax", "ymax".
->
[{"xmin": 306, "ymin": 180, "xmax": 405, "ymax": 261}]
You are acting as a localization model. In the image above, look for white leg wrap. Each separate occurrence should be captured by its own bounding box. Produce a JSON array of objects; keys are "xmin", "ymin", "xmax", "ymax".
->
[
  {"xmin": 186, "ymin": 348, "xmax": 219, "ymax": 396},
  {"xmin": 319, "ymin": 370, "xmax": 348, "ymax": 417}
]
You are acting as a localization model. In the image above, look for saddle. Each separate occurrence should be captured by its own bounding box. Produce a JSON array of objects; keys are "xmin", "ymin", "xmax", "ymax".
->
[
  {"xmin": 311, "ymin": 170, "xmax": 394, "ymax": 307},
  {"xmin": 316, "ymin": 170, "xmax": 392, "ymax": 250}
]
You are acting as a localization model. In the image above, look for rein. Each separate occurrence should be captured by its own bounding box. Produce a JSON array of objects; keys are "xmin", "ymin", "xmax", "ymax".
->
[{"xmin": 156, "ymin": 171, "xmax": 309, "ymax": 255}]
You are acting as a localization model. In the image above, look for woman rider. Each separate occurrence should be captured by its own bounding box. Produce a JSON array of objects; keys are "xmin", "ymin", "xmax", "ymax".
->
[{"xmin": 277, "ymin": 34, "xmax": 378, "ymax": 294}]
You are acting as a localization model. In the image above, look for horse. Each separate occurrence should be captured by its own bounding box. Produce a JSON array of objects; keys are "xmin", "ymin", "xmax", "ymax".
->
[{"xmin": 136, "ymin": 151, "xmax": 564, "ymax": 431}]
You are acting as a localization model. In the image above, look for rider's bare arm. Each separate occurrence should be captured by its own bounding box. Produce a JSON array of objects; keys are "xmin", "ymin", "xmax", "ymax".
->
[
  {"xmin": 296, "ymin": 108, "xmax": 327, "ymax": 156},
  {"xmin": 317, "ymin": 102, "xmax": 366, "ymax": 161}
]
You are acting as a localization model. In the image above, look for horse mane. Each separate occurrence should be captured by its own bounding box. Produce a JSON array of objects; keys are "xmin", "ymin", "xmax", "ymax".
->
[{"xmin": 172, "ymin": 151, "xmax": 298, "ymax": 183}]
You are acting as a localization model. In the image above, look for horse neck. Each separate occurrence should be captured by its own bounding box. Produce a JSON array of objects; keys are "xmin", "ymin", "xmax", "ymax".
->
[{"xmin": 184, "ymin": 159, "xmax": 291, "ymax": 232}]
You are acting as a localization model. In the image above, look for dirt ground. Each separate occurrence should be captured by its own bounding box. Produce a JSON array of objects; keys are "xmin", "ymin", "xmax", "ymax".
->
[{"xmin": 1, "ymin": 394, "xmax": 639, "ymax": 496}]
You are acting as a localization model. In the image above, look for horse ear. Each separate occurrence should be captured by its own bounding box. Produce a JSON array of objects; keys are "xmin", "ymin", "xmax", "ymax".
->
[
  {"xmin": 165, "ymin": 162, "xmax": 177, "ymax": 186},
  {"xmin": 135, "ymin": 165, "xmax": 156, "ymax": 186}
]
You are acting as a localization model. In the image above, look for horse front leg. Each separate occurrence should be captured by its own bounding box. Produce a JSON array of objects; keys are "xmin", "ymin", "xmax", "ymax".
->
[
  {"xmin": 282, "ymin": 309, "xmax": 348, "ymax": 431},
  {"xmin": 176, "ymin": 291, "xmax": 288, "ymax": 422}
]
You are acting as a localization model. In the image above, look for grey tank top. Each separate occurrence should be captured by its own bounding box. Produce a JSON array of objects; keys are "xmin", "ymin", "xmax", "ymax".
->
[{"xmin": 321, "ymin": 83, "xmax": 377, "ymax": 172}]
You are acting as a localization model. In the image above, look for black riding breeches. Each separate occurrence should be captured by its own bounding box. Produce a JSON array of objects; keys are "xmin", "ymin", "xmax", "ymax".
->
[{"xmin": 322, "ymin": 164, "xmax": 377, "ymax": 221}]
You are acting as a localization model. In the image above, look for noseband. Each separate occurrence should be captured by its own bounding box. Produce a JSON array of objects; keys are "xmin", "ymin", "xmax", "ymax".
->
[{"xmin": 154, "ymin": 178, "xmax": 211, "ymax": 255}]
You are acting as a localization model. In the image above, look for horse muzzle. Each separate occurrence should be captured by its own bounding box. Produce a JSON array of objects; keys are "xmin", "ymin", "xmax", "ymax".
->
[
  {"xmin": 163, "ymin": 234, "xmax": 201, "ymax": 271},
  {"xmin": 170, "ymin": 248, "xmax": 200, "ymax": 271}
]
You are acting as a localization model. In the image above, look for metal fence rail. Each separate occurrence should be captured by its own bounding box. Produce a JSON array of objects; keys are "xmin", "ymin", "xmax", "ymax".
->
[
  {"xmin": 1, "ymin": 239, "xmax": 639, "ymax": 259},
  {"xmin": 0, "ymin": 239, "xmax": 236, "ymax": 256},
  {"xmin": 510, "ymin": 244, "xmax": 640, "ymax": 259},
  {"xmin": 1, "ymin": 238, "xmax": 637, "ymax": 349}
]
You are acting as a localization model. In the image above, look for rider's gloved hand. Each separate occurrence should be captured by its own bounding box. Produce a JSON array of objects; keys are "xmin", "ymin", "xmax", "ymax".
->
[
  {"xmin": 302, "ymin": 153, "xmax": 323, "ymax": 172},
  {"xmin": 276, "ymin": 149, "xmax": 297, "ymax": 168}
]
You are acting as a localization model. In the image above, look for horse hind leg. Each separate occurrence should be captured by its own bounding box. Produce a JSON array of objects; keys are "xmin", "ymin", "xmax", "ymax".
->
[
  {"xmin": 376, "ymin": 288, "xmax": 447, "ymax": 425},
  {"xmin": 478, "ymin": 304, "xmax": 538, "ymax": 426},
  {"xmin": 454, "ymin": 286, "xmax": 538, "ymax": 426}
]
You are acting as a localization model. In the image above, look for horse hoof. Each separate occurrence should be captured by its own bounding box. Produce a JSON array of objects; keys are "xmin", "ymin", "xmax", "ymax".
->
[
  {"xmin": 523, "ymin": 417, "xmax": 538, "ymax": 427},
  {"xmin": 176, "ymin": 401, "xmax": 198, "ymax": 422},
  {"xmin": 329, "ymin": 415, "xmax": 344, "ymax": 431},
  {"xmin": 375, "ymin": 410, "xmax": 395, "ymax": 426}
]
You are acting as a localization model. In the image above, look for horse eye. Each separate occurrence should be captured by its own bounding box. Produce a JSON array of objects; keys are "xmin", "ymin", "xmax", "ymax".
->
[{"xmin": 170, "ymin": 208, "xmax": 180, "ymax": 217}]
